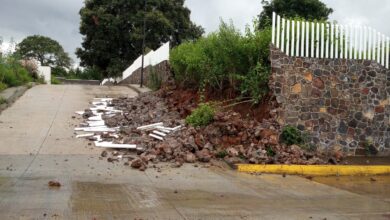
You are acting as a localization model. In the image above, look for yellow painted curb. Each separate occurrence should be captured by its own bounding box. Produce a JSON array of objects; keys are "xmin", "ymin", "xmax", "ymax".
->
[{"xmin": 236, "ymin": 164, "xmax": 390, "ymax": 176}]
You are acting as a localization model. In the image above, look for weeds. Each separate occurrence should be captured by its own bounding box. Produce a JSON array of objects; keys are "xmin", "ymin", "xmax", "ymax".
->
[
  {"xmin": 147, "ymin": 66, "xmax": 162, "ymax": 91},
  {"xmin": 280, "ymin": 125, "xmax": 307, "ymax": 147},
  {"xmin": 185, "ymin": 103, "xmax": 215, "ymax": 127},
  {"xmin": 215, "ymin": 150, "xmax": 228, "ymax": 158}
]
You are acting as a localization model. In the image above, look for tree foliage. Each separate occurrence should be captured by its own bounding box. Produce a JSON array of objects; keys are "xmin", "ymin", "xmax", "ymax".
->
[
  {"xmin": 15, "ymin": 35, "xmax": 71, "ymax": 68},
  {"xmin": 76, "ymin": 0, "xmax": 204, "ymax": 78},
  {"xmin": 257, "ymin": 0, "xmax": 333, "ymax": 30}
]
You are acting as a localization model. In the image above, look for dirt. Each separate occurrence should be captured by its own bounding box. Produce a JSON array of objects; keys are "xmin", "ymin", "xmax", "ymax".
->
[{"xmin": 83, "ymin": 81, "xmax": 340, "ymax": 171}]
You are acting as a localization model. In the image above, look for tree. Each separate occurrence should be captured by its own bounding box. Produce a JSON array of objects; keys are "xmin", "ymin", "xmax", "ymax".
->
[
  {"xmin": 76, "ymin": 0, "xmax": 204, "ymax": 78},
  {"xmin": 257, "ymin": 0, "xmax": 333, "ymax": 30},
  {"xmin": 15, "ymin": 35, "xmax": 72, "ymax": 68}
]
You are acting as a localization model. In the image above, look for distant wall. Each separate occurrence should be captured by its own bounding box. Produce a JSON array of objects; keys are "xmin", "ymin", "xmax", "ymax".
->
[
  {"xmin": 118, "ymin": 60, "xmax": 170, "ymax": 86},
  {"xmin": 270, "ymin": 46, "xmax": 390, "ymax": 155},
  {"xmin": 122, "ymin": 42, "xmax": 170, "ymax": 81},
  {"xmin": 37, "ymin": 66, "xmax": 51, "ymax": 85}
]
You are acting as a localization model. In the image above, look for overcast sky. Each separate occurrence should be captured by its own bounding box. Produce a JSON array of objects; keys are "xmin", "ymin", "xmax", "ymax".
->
[{"xmin": 0, "ymin": 0, "xmax": 389, "ymax": 63}]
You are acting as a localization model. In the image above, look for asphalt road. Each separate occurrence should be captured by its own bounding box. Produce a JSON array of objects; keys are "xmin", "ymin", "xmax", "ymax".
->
[{"xmin": 0, "ymin": 85, "xmax": 389, "ymax": 220}]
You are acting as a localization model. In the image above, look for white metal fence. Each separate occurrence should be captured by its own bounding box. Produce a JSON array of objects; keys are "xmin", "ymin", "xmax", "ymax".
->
[
  {"xmin": 271, "ymin": 12, "xmax": 390, "ymax": 69},
  {"xmin": 122, "ymin": 41, "xmax": 170, "ymax": 81}
]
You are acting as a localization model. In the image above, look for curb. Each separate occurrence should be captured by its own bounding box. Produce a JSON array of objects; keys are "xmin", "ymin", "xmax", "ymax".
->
[
  {"xmin": 0, "ymin": 84, "xmax": 31, "ymax": 113},
  {"xmin": 235, "ymin": 164, "xmax": 390, "ymax": 176}
]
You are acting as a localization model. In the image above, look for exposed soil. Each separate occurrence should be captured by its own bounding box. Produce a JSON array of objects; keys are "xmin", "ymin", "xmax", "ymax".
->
[{"xmin": 84, "ymin": 81, "xmax": 340, "ymax": 171}]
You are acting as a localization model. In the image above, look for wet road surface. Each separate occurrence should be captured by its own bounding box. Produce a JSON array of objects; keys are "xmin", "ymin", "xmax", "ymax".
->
[{"xmin": 0, "ymin": 85, "xmax": 389, "ymax": 219}]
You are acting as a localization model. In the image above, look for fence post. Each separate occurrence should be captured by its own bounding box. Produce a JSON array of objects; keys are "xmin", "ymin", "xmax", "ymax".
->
[
  {"xmin": 286, "ymin": 20, "xmax": 290, "ymax": 56},
  {"xmin": 386, "ymin": 37, "xmax": 389, "ymax": 68},
  {"xmin": 281, "ymin": 18, "xmax": 285, "ymax": 52},
  {"xmin": 316, "ymin": 23, "xmax": 320, "ymax": 58},
  {"xmin": 296, "ymin": 21, "xmax": 300, "ymax": 57},
  {"xmin": 272, "ymin": 12, "xmax": 276, "ymax": 45},
  {"xmin": 311, "ymin": 22, "xmax": 315, "ymax": 57},
  {"xmin": 354, "ymin": 26, "xmax": 358, "ymax": 59},
  {"xmin": 330, "ymin": 23, "xmax": 334, "ymax": 59},
  {"xmin": 291, "ymin": 20, "xmax": 295, "ymax": 56},
  {"xmin": 335, "ymin": 25, "xmax": 339, "ymax": 59},
  {"xmin": 363, "ymin": 26, "xmax": 367, "ymax": 60},
  {"xmin": 370, "ymin": 28, "xmax": 373, "ymax": 60},
  {"xmin": 340, "ymin": 25, "xmax": 344, "ymax": 59},
  {"xmin": 377, "ymin": 32, "xmax": 381, "ymax": 63},
  {"xmin": 381, "ymin": 34, "xmax": 385, "ymax": 66},
  {"xmin": 326, "ymin": 23, "xmax": 329, "ymax": 58},
  {"xmin": 301, "ymin": 21, "xmax": 305, "ymax": 56},
  {"xmin": 276, "ymin": 15, "xmax": 281, "ymax": 48},
  {"xmin": 350, "ymin": 26, "xmax": 354, "ymax": 59},
  {"xmin": 306, "ymin": 22, "xmax": 309, "ymax": 57},
  {"xmin": 321, "ymin": 23, "xmax": 324, "ymax": 58},
  {"xmin": 345, "ymin": 26, "xmax": 349, "ymax": 59}
]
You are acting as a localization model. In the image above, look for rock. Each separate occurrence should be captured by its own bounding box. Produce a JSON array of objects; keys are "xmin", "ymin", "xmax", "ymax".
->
[
  {"xmin": 226, "ymin": 147, "xmax": 239, "ymax": 157},
  {"xmin": 48, "ymin": 181, "xmax": 61, "ymax": 187},
  {"xmin": 101, "ymin": 151, "xmax": 108, "ymax": 157},
  {"xmin": 131, "ymin": 158, "xmax": 144, "ymax": 169},
  {"xmin": 196, "ymin": 149, "xmax": 211, "ymax": 162},
  {"xmin": 185, "ymin": 153, "xmax": 196, "ymax": 163}
]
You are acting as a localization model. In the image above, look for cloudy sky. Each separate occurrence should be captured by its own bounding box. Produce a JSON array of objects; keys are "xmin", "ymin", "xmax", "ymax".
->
[{"xmin": 0, "ymin": 0, "xmax": 389, "ymax": 63}]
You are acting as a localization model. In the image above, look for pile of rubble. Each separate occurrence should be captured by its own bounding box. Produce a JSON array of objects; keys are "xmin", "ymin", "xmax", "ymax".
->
[{"xmin": 74, "ymin": 92, "xmax": 330, "ymax": 171}]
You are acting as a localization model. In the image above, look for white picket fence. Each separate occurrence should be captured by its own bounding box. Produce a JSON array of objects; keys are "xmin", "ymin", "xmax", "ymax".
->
[
  {"xmin": 271, "ymin": 12, "xmax": 390, "ymax": 69},
  {"xmin": 121, "ymin": 41, "xmax": 170, "ymax": 81}
]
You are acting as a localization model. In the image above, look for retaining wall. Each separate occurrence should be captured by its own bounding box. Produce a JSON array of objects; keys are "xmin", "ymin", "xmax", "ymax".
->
[{"xmin": 270, "ymin": 46, "xmax": 390, "ymax": 155}]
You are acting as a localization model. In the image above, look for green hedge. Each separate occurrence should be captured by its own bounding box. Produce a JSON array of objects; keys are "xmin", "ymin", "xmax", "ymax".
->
[{"xmin": 170, "ymin": 21, "xmax": 271, "ymax": 102}]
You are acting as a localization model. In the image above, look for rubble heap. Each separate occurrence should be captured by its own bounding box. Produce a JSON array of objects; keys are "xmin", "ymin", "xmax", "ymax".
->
[{"xmin": 73, "ymin": 91, "xmax": 331, "ymax": 171}]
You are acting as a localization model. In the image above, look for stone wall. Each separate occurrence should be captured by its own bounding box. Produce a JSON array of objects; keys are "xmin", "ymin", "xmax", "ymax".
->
[
  {"xmin": 270, "ymin": 46, "xmax": 389, "ymax": 155},
  {"xmin": 119, "ymin": 60, "xmax": 171, "ymax": 86}
]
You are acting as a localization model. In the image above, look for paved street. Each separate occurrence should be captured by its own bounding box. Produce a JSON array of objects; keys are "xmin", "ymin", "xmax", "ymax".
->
[{"xmin": 0, "ymin": 85, "xmax": 389, "ymax": 219}]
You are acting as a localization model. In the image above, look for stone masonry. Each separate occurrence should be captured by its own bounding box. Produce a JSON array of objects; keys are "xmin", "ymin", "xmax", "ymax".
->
[
  {"xmin": 270, "ymin": 46, "xmax": 389, "ymax": 156},
  {"xmin": 119, "ymin": 60, "xmax": 171, "ymax": 86}
]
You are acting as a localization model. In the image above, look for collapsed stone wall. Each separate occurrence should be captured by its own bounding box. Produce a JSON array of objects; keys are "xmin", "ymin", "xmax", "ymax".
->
[
  {"xmin": 270, "ymin": 46, "xmax": 389, "ymax": 155},
  {"xmin": 119, "ymin": 60, "xmax": 171, "ymax": 86}
]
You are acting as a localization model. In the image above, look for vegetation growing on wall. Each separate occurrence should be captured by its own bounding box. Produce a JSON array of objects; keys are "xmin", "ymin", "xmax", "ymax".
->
[{"xmin": 170, "ymin": 21, "xmax": 272, "ymax": 103}]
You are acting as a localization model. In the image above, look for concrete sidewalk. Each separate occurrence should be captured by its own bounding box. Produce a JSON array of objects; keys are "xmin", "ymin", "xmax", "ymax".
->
[{"xmin": 0, "ymin": 85, "xmax": 388, "ymax": 219}]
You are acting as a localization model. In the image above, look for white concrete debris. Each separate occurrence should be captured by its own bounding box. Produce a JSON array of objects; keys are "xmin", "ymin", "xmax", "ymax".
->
[
  {"xmin": 94, "ymin": 141, "xmax": 137, "ymax": 149},
  {"xmin": 152, "ymin": 130, "xmax": 167, "ymax": 137},
  {"xmin": 74, "ymin": 97, "xmax": 183, "ymax": 153},
  {"xmin": 75, "ymin": 111, "xmax": 85, "ymax": 115},
  {"xmin": 136, "ymin": 122, "xmax": 163, "ymax": 131},
  {"xmin": 76, "ymin": 133, "xmax": 95, "ymax": 138},
  {"xmin": 149, "ymin": 133, "xmax": 164, "ymax": 141}
]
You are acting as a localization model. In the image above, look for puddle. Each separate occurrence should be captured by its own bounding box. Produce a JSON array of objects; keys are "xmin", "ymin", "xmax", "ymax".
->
[
  {"xmin": 312, "ymin": 175, "xmax": 390, "ymax": 201},
  {"xmin": 71, "ymin": 182, "xmax": 162, "ymax": 215}
]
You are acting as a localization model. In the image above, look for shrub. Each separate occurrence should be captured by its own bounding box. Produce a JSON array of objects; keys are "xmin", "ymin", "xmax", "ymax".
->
[
  {"xmin": 0, "ymin": 56, "xmax": 32, "ymax": 87},
  {"xmin": 280, "ymin": 125, "xmax": 306, "ymax": 146},
  {"xmin": 170, "ymin": 20, "xmax": 272, "ymax": 103},
  {"xmin": 186, "ymin": 103, "xmax": 215, "ymax": 127}
]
